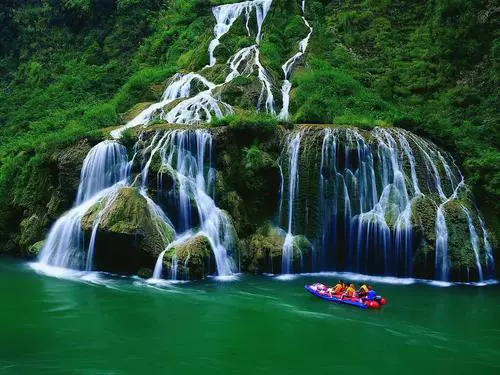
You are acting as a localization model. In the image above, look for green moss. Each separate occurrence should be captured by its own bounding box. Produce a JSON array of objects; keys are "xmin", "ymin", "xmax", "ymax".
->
[
  {"xmin": 81, "ymin": 187, "xmax": 174, "ymax": 259},
  {"xmin": 217, "ymin": 77, "xmax": 263, "ymax": 110},
  {"xmin": 27, "ymin": 240, "xmax": 45, "ymax": 259},
  {"xmin": 242, "ymin": 224, "xmax": 286, "ymax": 273},
  {"xmin": 19, "ymin": 214, "xmax": 47, "ymax": 254},
  {"xmin": 199, "ymin": 64, "xmax": 228, "ymax": 85},
  {"xmin": 121, "ymin": 102, "xmax": 153, "ymax": 123},
  {"xmin": 292, "ymin": 235, "xmax": 313, "ymax": 260},
  {"xmin": 444, "ymin": 200, "xmax": 477, "ymax": 278},
  {"xmin": 165, "ymin": 235, "xmax": 212, "ymax": 280}
]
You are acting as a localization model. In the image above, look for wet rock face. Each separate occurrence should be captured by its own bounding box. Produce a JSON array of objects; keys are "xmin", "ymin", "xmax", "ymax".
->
[
  {"xmin": 19, "ymin": 214, "xmax": 47, "ymax": 256},
  {"xmin": 12, "ymin": 139, "xmax": 94, "ymax": 256},
  {"xmin": 211, "ymin": 126, "xmax": 281, "ymax": 236},
  {"xmin": 131, "ymin": 125, "xmax": 495, "ymax": 281},
  {"xmin": 242, "ymin": 225, "xmax": 286, "ymax": 273},
  {"xmin": 51, "ymin": 139, "xmax": 94, "ymax": 213},
  {"xmin": 12, "ymin": 124, "xmax": 495, "ymax": 282},
  {"xmin": 241, "ymin": 225, "xmax": 313, "ymax": 274},
  {"xmin": 81, "ymin": 187, "xmax": 173, "ymax": 275},
  {"xmin": 164, "ymin": 235, "xmax": 212, "ymax": 280}
]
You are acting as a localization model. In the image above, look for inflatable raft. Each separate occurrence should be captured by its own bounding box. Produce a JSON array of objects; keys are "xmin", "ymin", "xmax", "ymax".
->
[{"xmin": 305, "ymin": 284, "xmax": 368, "ymax": 309}]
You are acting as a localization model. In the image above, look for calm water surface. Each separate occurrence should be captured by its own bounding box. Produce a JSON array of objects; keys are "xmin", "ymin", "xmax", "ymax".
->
[{"xmin": 1, "ymin": 258, "xmax": 499, "ymax": 375}]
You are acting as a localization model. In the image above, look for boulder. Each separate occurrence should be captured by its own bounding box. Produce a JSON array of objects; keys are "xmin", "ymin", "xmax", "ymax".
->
[
  {"xmin": 242, "ymin": 225, "xmax": 286, "ymax": 273},
  {"xmin": 164, "ymin": 235, "xmax": 212, "ymax": 280},
  {"xmin": 81, "ymin": 187, "xmax": 174, "ymax": 274},
  {"xmin": 19, "ymin": 214, "xmax": 47, "ymax": 255},
  {"xmin": 50, "ymin": 139, "xmax": 93, "ymax": 214},
  {"xmin": 27, "ymin": 240, "xmax": 45, "ymax": 259}
]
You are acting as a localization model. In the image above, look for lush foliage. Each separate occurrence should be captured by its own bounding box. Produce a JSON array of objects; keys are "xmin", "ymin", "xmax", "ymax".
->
[
  {"xmin": 304, "ymin": 0, "xmax": 499, "ymax": 228},
  {"xmin": 0, "ymin": 0, "xmax": 498, "ymax": 252}
]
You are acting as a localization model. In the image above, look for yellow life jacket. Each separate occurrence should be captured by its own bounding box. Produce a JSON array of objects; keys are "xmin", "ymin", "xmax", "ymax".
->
[
  {"xmin": 345, "ymin": 287, "xmax": 355, "ymax": 297},
  {"xmin": 360, "ymin": 284, "xmax": 368, "ymax": 293}
]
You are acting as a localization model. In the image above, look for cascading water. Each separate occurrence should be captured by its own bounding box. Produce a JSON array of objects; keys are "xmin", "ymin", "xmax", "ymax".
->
[
  {"xmin": 463, "ymin": 207, "xmax": 484, "ymax": 281},
  {"xmin": 278, "ymin": 2, "xmax": 313, "ymax": 120},
  {"xmin": 478, "ymin": 215, "xmax": 495, "ymax": 278},
  {"xmin": 139, "ymin": 130, "xmax": 235, "ymax": 278},
  {"xmin": 280, "ymin": 131, "xmax": 302, "ymax": 274},
  {"xmin": 152, "ymin": 249, "xmax": 167, "ymax": 279},
  {"xmin": 76, "ymin": 141, "xmax": 129, "ymax": 203},
  {"xmin": 111, "ymin": 0, "xmax": 276, "ymax": 138},
  {"xmin": 278, "ymin": 127, "xmax": 495, "ymax": 281},
  {"xmin": 110, "ymin": 73, "xmax": 217, "ymax": 138},
  {"xmin": 38, "ymin": 141, "xmax": 129, "ymax": 270},
  {"xmin": 434, "ymin": 205, "xmax": 449, "ymax": 281},
  {"xmin": 208, "ymin": 0, "xmax": 273, "ymax": 67}
]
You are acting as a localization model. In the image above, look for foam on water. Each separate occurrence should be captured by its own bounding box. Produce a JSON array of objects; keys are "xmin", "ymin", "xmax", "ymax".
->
[{"xmin": 269, "ymin": 270, "xmax": 497, "ymax": 287}]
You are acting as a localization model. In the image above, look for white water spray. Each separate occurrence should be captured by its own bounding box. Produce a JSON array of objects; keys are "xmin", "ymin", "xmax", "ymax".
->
[
  {"xmin": 140, "ymin": 130, "xmax": 235, "ymax": 277},
  {"xmin": 281, "ymin": 131, "xmax": 302, "ymax": 274},
  {"xmin": 208, "ymin": 0, "xmax": 273, "ymax": 67},
  {"xmin": 279, "ymin": 2, "xmax": 313, "ymax": 120},
  {"xmin": 463, "ymin": 207, "xmax": 484, "ymax": 281},
  {"xmin": 39, "ymin": 141, "xmax": 129, "ymax": 270}
]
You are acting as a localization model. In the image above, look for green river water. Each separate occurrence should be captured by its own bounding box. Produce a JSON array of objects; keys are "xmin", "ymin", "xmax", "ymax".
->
[{"xmin": 0, "ymin": 258, "xmax": 499, "ymax": 375}]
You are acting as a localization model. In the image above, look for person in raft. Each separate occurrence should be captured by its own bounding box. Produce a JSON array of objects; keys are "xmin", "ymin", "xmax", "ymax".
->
[
  {"xmin": 341, "ymin": 283, "xmax": 357, "ymax": 300},
  {"xmin": 358, "ymin": 286, "xmax": 377, "ymax": 302},
  {"xmin": 327, "ymin": 280, "xmax": 344, "ymax": 297},
  {"xmin": 312, "ymin": 283, "xmax": 327, "ymax": 293},
  {"xmin": 357, "ymin": 283, "xmax": 369, "ymax": 298},
  {"xmin": 365, "ymin": 286, "xmax": 377, "ymax": 301}
]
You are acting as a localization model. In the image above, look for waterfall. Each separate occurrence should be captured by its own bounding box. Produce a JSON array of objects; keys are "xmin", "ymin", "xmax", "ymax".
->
[
  {"xmin": 152, "ymin": 249, "xmax": 167, "ymax": 279},
  {"xmin": 139, "ymin": 130, "xmax": 235, "ymax": 277},
  {"xmin": 279, "ymin": 2, "xmax": 313, "ymax": 120},
  {"xmin": 434, "ymin": 204, "xmax": 449, "ymax": 281},
  {"xmin": 462, "ymin": 207, "xmax": 484, "ymax": 281},
  {"xmin": 224, "ymin": 45, "xmax": 275, "ymax": 114},
  {"xmin": 76, "ymin": 141, "xmax": 129, "ymax": 203},
  {"xmin": 39, "ymin": 141, "xmax": 129, "ymax": 270},
  {"xmin": 110, "ymin": 73, "xmax": 215, "ymax": 138},
  {"xmin": 85, "ymin": 187, "xmax": 123, "ymax": 271},
  {"xmin": 277, "ymin": 126, "xmax": 493, "ymax": 281},
  {"xmin": 280, "ymin": 131, "xmax": 302, "ymax": 274},
  {"xmin": 208, "ymin": 0, "xmax": 273, "ymax": 67},
  {"xmin": 478, "ymin": 215, "xmax": 495, "ymax": 278},
  {"xmin": 108, "ymin": 0, "xmax": 281, "ymax": 138}
]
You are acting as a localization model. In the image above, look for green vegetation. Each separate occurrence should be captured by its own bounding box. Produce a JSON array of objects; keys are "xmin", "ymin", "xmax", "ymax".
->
[
  {"xmin": 210, "ymin": 111, "xmax": 280, "ymax": 129},
  {"xmin": 80, "ymin": 187, "xmax": 174, "ymax": 274},
  {"xmin": 0, "ymin": 0, "xmax": 498, "ymax": 255},
  {"xmin": 304, "ymin": 0, "xmax": 499, "ymax": 231}
]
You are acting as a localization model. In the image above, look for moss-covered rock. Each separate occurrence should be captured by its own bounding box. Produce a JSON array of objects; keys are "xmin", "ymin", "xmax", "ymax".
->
[
  {"xmin": 19, "ymin": 213, "xmax": 47, "ymax": 255},
  {"xmin": 241, "ymin": 224, "xmax": 286, "ymax": 273},
  {"xmin": 121, "ymin": 102, "xmax": 153, "ymax": 123},
  {"xmin": 27, "ymin": 240, "xmax": 45, "ymax": 259},
  {"xmin": 46, "ymin": 139, "xmax": 94, "ymax": 217},
  {"xmin": 411, "ymin": 194, "xmax": 438, "ymax": 278},
  {"xmin": 241, "ymin": 224, "xmax": 313, "ymax": 274},
  {"xmin": 217, "ymin": 75, "xmax": 263, "ymax": 110},
  {"xmin": 444, "ymin": 200, "xmax": 482, "ymax": 281},
  {"xmin": 164, "ymin": 235, "xmax": 212, "ymax": 280},
  {"xmin": 81, "ymin": 187, "xmax": 174, "ymax": 274},
  {"xmin": 292, "ymin": 234, "xmax": 313, "ymax": 261}
]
